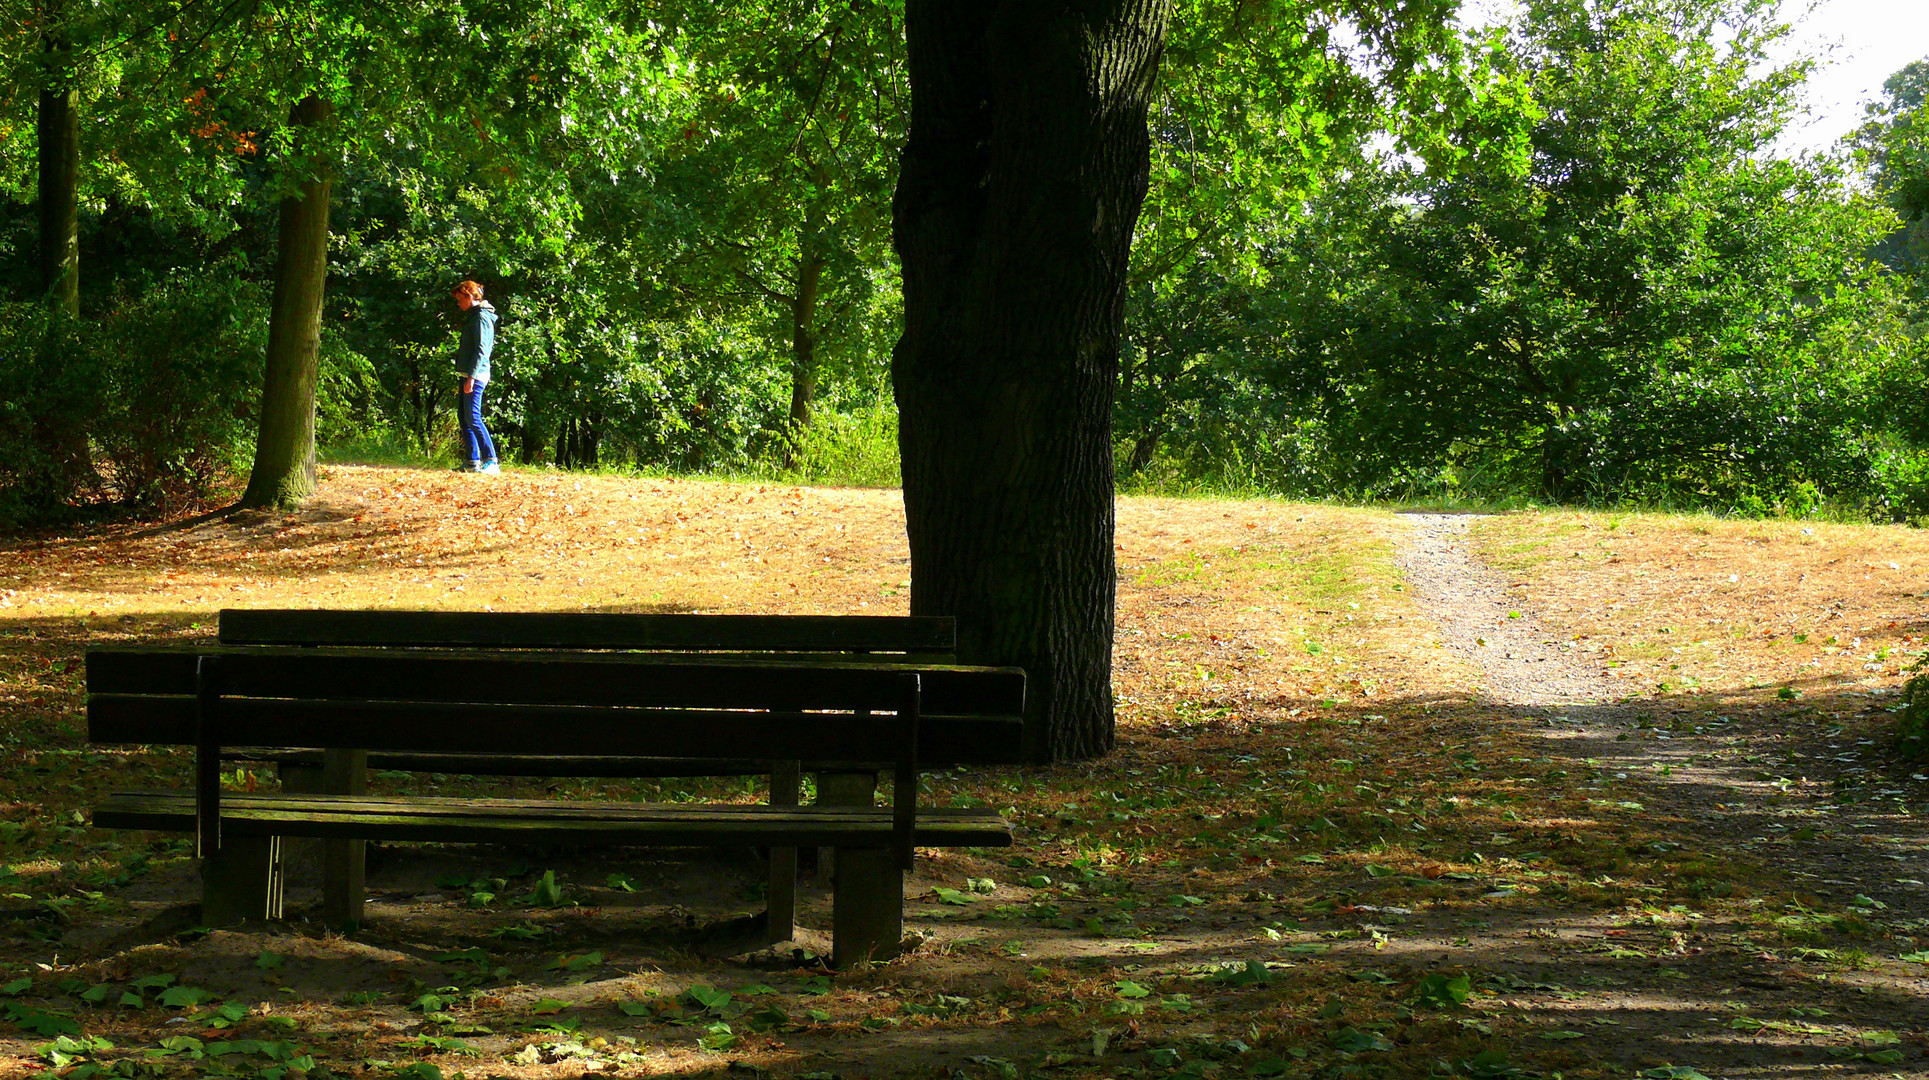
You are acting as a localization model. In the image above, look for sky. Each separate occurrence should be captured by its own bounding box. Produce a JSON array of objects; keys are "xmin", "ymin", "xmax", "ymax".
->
[
  {"xmin": 1771, "ymin": 0, "xmax": 1929, "ymax": 156},
  {"xmin": 1459, "ymin": 0, "xmax": 1929, "ymax": 159}
]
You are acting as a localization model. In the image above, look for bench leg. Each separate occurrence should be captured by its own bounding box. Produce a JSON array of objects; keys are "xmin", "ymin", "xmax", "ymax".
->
[
  {"xmin": 820, "ymin": 771, "xmax": 902, "ymax": 968},
  {"xmin": 276, "ymin": 761, "xmax": 324, "ymax": 884},
  {"xmin": 832, "ymin": 846, "xmax": 903, "ymax": 969},
  {"xmin": 766, "ymin": 761, "xmax": 800, "ymax": 944},
  {"xmin": 201, "ymin": 836, "xmax": 283, "ymax": 924},
  {"xmin": 321, "ymin": 749, "xmax": 368, "ymax": 927}
]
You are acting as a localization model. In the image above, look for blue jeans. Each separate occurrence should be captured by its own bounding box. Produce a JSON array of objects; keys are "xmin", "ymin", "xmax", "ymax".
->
[{"xmin": 459, "ymin": 382, "xmax": 496, "ymax": 464}]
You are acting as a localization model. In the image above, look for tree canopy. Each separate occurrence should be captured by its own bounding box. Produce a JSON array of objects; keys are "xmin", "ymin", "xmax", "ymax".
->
[{"xmin": 3, "ymin": 0, "xmax": 1929, "ymax": 759}]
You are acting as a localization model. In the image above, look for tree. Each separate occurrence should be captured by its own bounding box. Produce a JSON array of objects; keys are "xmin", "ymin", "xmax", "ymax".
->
[
  {"xmin": 892, "ymin": 1, "xmax": 1170, "ymax": 763},
  {"xmin": 1263, "ymin": 0, "xmax": 1906, "ymax": 508},
  {"xmin": 34, "ymin": 4, "xmax": 76, "ymax": 315},
  {"xmin": 892, "ymin": 0, "xmax": 1465, "ymax": 761},
  {"xmin": 1856, "ymin": 59, "xmax": 1929, "ymax": 289},
  {"xmin": 239, "ymin": 95, "xmax": 333, "ymax": 509},
  {"xmin": 1860, "ymin": 60, "xmax": 1929, "ymax": 218},
  {"xmin": 650, "ymin": 0, "xmax": 906, "ymax": 446},
  {"xmin": 1117, "ymin": 0, "xmax": 1468, "ymax": 484},
  {"xmin": 168, "ymin": 0, "xmax": 676, "ymax": 508}
]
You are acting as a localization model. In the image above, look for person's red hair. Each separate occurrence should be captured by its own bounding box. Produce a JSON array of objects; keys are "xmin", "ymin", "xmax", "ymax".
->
[{"xmin": 452, "ymin": 280, "xmax": 485, "ymax": 301}]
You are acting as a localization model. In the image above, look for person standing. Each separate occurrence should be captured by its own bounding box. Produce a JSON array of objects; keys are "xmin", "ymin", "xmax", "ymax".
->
[{"xmin": 453, "ymin": 280, "xmax": 500, "ymax": 475}]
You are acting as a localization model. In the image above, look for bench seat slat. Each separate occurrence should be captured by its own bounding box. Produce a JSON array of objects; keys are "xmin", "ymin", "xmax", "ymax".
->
[
  {"xmin": 196, "ymin": 698, "xmax": 910, "ymax": 762},
  {"xmin": 203, "ymin": 652, "xmax": 924, "ymax": 710},
  {"xmin": 88, "ymin": 650, "xmax": 1023, "ymax": 724},
  {"xmin": 220, "ymin": 610, "xmax": 958, "ymax": 653},
  {"xmin": 94, "ymin": 791, "xmax": 1013, "ymax": 849},
  {"xmin": 89, "ymin": 698, "xmax": 1025, "ymax": 767},
  {"xmin": 226, "ymin": 750, "xmax": 782, "ymax": 778}
]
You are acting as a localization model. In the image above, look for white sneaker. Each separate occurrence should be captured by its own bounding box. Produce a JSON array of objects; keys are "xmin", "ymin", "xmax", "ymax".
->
[{"xmin": 479, "ymin": 461, "xmax": 501, "ymax": 475}]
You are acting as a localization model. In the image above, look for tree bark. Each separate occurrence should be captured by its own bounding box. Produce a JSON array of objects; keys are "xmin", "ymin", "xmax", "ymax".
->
[
  {"xmin": 786, "ymin": 233, "xmax": 827, "ymax": 460},
  {"xmin": 241, "ymin": 95, "xmax": 335, "ymax": 510},
  {"xmin": 36, "ymin": 40, "xmax": 79, "ymax": 316},
  {"xmin": 892, "ymin": 1, "xmax": 1168, "ymax": 763},
  {"xmin": 27, "ymin": 15, "xmax": 91, "ymax": 508}
]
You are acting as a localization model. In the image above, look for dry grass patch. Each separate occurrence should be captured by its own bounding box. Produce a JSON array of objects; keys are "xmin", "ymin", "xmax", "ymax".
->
[
  {"xmin": 1469, "ymin": 509, "xmax": 1929, "ymax": 703},
  {"xmin": 0, "ymin": 476, "xmax": 1925, "ymax": 1079}
]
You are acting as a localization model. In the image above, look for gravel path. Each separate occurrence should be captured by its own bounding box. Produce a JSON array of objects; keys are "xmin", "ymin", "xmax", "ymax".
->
[
  {"xmin": 1393, "ymin": 513, "xmax": 1616, "ymax": 709},
  {"xmin": 1394, "ymin": 511, "xmax": 1929, "ymax": 906}
]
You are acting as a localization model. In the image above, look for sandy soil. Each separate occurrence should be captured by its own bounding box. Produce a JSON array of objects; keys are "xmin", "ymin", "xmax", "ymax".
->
[{"xmin": 1, "ymin": 470, "xmax": 1927, "ymax": 1078}]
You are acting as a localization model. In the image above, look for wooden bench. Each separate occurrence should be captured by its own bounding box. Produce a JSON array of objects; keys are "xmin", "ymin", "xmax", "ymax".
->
[
  {"xmin": 201, "ymin": 610, "xmax": 1009, "ymax": 940},
  {"xmin": 217, "ymin": 607, "xmax": 966, "ymax": 775},
  {"xmin": 87, "ymin": 638, "xmax": 1025, "ymax": 967}
]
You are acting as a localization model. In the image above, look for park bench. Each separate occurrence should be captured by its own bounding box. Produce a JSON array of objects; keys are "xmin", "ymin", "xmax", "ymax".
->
[
  {"xmin": 213, "ymin": 609, "xmax": 966, "ymax": 804},
  {"xmin": 86, "ymin": 614, "xmax": 1026, "ymax": 968},
  {"xmin": 203, "ymin": 609, "xmax": 1013, "ymax": 939}
]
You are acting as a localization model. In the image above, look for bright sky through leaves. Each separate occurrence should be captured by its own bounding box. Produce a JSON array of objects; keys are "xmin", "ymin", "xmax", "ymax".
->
[
  {"xmin": 1461, "ymin": 0, "xmax": 1929, "ymax": 157},
  {"xmin": 1770, "ymin": 0, "xmax": 1929, "ymax": 155}
]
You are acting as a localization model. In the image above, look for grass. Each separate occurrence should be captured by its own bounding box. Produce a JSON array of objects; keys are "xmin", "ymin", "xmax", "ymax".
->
[
  {"xmin": 1, "ymin": 468, "xmax": 1928, "ymax": 1077},
  {"xmin": 1468, "ymin": 508, "xmax": 1929, "ymax": 698},
  {"xmin": 319, "ymin": 402, "xmax": 905, "ymax": 492}
]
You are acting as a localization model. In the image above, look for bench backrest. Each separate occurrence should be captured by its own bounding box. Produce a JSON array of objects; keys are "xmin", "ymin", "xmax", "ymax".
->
[
  {"xmin": 95, "ymin": 649, "xmax": 925, "ymax": 867},
  {"xmin": 220, "ymin": 610, "xmax": 958, "ymax": 658},
  {"xmin": 90, "ymin": 647, "xmax": 1026, "ymax": 765}
]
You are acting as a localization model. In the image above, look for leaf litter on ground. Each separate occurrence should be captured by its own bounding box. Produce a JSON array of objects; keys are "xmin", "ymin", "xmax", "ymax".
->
[{"xmin": 1, "ymin": 470, "xmax": 1927, "ymax": 1076}]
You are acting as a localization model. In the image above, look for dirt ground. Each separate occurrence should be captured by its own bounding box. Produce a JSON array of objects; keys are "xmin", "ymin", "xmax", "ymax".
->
[{"xmin": 1, "ymin": 466, "xmax": 1928, "ymax": 1079}]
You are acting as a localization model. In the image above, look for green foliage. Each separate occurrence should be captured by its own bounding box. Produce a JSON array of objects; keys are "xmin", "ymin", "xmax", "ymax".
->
[
  {"xmin": 5, "ymin": 0, "xmax": 1925, "ymax": 519},
  {"xmin": 768, "ymin": 401, "xmax": 901, "ymax": 488},
  {"xmin": 1305, "ymin": 0, "xmax": 1899, "ymax": 507},
  {"xmin": 1130, "ymin": 0, "xmax": 1920, "ymax": 516},
  {"xmin": 1894, "ymin": 659, "xmax": 1929, "ymax": 760},
  {"xmin": 86, "ymin": 271, "xmax": 267, "ymax": 511},
  {"xmin": 4, "ymin": 1001, "xmax": 80, "ymax": 1036},
  {"xmin": 0, "ymin": 308, "xmax": 102, "ymax": 522},
  {"xmin": 1409, "ymin": 972, "xmax": 1472, "ymax": 1009},
  {"xmin": 0, "ymin": 270, "xmax": 263, "ymax": 525},
  {"xmin": 527, "ymin": 870, "xmax": 566, "ymax": 908},
  {"xmin": 1855, "ymin": 58, "xmax": 1929, "ymax": 266}
]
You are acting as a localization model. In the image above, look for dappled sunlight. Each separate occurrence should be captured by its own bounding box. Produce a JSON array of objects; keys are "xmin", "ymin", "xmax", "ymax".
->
[{"xmin": 1, "ymin": 468, "xmax": 1927, "ymax": 1076}]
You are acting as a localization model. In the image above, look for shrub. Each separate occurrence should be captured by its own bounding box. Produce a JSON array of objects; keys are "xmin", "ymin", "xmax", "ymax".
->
[
  {"xmin": 774, "ymin": 403, "xmax": 902, "ymax": 488},
  {"xmin": 87, "ymin": 270, "xmax": 266, "ymax": 513},
  {"xmin": 1896, "ymin": 660, "xmax": 1929, "ymax": 761},
  {"xmin": 0, "ymin": 269, "xmax": 265, "ymax": 525},
  {"xmin": 0, "ymin": 305, "xmax": 108, "ymax": 526}
]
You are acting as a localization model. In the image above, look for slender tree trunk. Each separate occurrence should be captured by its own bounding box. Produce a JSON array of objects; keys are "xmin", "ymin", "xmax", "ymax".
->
[
  {"xmin": 785, "ymin": 177, "xmax": 831, "ymax": 468},
  {"xmin": 788, "ymin": 244, "xmax": 825, "ymax": 429},
  {"xmin": 785, "ymin": 234, "xmax": 827, "ymax": 465},
  {"xmin": 36, "ymin": 43, "xmax": 79, "ymax": 316},
  {"xmin": 29, "ymin": 16, "xmax": 90, "ymax": 507},
  {"xmin": 892, "ymin": 1, "xmax": 1168, "ymax": 763},
  {"xmin": 241, "ymin": 95, "xmax": 335, "ymax": 510},
  {"xmin": 1124, "ymin": 426, "xmax": 1164, "ymax": 476}
]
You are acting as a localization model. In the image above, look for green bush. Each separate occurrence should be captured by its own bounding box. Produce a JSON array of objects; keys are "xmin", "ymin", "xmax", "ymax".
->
[
  {"xmin": 0, "ymin": 305, "xmax": 108, "ymax": 525},
  {"xmin": 0, "ymin": 269, "xmax": 265, "ymax": 525},
  {"xmin": 1869, "ymin": 447, "xmax": 1929, "ymax": 524},
  {"xmin": 87, "ymin": 271, "xmax": 266, "ymax": 513},
  {"xmin": 1896, "ymin": 662, "xmax": 1929, "ymax": 761},
  {"xmin": 773, "ymin": 403, "xmax": 901, "ymax": 488}
]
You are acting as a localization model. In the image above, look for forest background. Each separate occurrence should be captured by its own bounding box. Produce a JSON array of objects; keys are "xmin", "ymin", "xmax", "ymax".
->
[{"xmin": 3, "ymin": 0, "xmax": 1929, "ymax": 528}]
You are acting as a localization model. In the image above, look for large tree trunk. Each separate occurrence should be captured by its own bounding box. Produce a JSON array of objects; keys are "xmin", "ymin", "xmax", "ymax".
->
[
  {"xmin": 241, "ymin": 95, "xmax": 335, "ymax": 510},
  {"xmin": 891, "ymin": 1, "xmax": 1168, "ymax": 763}
]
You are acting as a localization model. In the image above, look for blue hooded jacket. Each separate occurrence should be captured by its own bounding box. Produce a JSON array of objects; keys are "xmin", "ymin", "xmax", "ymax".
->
[{"xmin": 456, "ymin": 300, "xmax": 498, "ymax": 383}]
